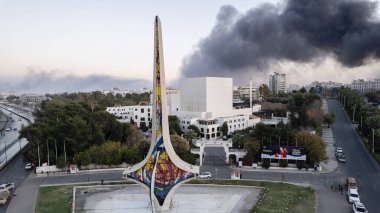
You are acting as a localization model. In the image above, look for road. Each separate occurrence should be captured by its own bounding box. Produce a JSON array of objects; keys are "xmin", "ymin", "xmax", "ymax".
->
[
  {"xmin": 0, "ymin": 154, "xmax": 31, "ymax": 213},
  {"xmin": 328, "ymin": 98, "xmax": 380, "ymax": 212}
]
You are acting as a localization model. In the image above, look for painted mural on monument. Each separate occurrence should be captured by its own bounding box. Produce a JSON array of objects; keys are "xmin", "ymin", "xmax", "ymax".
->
[{"xmin": 127, "ymin": 19, "xmax": 194, "ymax": 204}]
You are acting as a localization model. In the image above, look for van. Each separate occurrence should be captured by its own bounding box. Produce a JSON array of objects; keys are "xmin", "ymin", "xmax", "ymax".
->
[{"xmin": 346, "ymin": 177, "xmax": 357, "ymax": 189}]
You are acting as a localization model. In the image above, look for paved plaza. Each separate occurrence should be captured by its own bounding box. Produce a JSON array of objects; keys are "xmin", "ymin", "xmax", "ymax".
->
[{"xmin": 74, "ymin": 184, "xmax": 262, "ymax": 213}]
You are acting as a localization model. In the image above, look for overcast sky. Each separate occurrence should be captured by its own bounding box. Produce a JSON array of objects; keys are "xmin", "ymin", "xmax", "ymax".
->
[{"xmin": 0, "ymin": 0, "xmax": 379, "ymax": 93}]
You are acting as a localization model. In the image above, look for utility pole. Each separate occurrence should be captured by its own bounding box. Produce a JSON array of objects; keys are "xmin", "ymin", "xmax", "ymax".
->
[
  {"xmin": 63, "ymin": 139, "xmax": 67, "ymax": 170},
  {"xmin": 54, "ymin": 140, "xmax": 58, "ymax": 163},
  {"xmin": 4, "ymin": 141, "xmax": 7, "ymax": 163},
  {"xmin": 361, "ymin": 117, "xmax": 363, "ymax": 133},
  {"xmin": 372, "ymin": 129, "xmax": 375, "ymax": 153},
  {"xmin": 37, "ymin": 140, "xmax": 41, "ymax": 167},
  {"xmin": 47, "ymin": 140, "xmax": 50, "ymax": 166}
]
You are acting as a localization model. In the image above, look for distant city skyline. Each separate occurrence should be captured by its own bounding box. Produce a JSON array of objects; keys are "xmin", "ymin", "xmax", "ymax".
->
[{"xmin": 0, "ymin": 0, "xmax": 380, "ymax": 93}]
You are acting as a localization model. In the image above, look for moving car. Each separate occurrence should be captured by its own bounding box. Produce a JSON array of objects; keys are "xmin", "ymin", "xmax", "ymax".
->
[
  {"xmin": 199, "ymin": 172, "xmax": 212, "ymax": 179},
  {"xmin": 25, "ymin": 163, "xmax": 33, "ymax": 170},
  {"xmin": 352, "ymin": 202, "xmax": 367, "ymax": 213},
  {"xmin": 0, "ymin": 183, "xmax": 15, "ymax": 191},
  {"xmin": 347, "ymin": 188, "xmax": 360, "ymax": 203}
]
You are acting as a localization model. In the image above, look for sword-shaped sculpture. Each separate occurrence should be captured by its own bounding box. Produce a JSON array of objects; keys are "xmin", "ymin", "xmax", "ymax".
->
[{"xmin": 122, "ymin": 16, "xmax": 199, "ymax": 211}]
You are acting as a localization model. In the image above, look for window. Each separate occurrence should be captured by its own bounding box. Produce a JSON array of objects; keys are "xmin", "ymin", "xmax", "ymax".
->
[
  {"xmin": 187, "ymin": 121, "xmax": 190, "ymax": 124},
  {"xmin": 201, "ymin": 128, "xmax": 204, "ymax": 132},
  {"xmin": 207, "ymin": 129, "xmax": 209, "ymax": 133},
  {"xmin": 148, "ymin": 113, "xmax": 150, "ymax": 117},
  {"xmin": 148, "ymin": 108, "xmax": 150, "ymax": 112},
  {"xmin": 183, "ymin": 126, "xmax": 185, "ymax": 129},
  {"xmin": 217, "ymin": 127, "xmax": 220, "ymax": 131},
  {"xmin": 135, "ymin": 115, "xmax": 138, "ymax": 119},
  {"xmin": 141, "ymin": 108, "xmax": 144, "ymax": 113},
  {"xmin": 212, "ymin": 128, "xmax": 215, "ymax": 132},
  {"xmin": 135, "ymin": 108, "xmax": 137, "ymax": 111},
  {"xmin": 176, "ymin": 108, "xmax": 179, "ymax": 111}
]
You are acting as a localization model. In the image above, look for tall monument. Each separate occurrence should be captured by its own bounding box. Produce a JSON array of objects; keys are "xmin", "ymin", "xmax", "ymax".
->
[{"xmin": 122, "ymin": 16, "xmax": 199, "ymax": 211}]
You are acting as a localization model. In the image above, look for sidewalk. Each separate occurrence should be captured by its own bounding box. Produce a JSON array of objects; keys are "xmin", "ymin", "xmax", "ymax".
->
[{"xmin": 319, "ymin": 99, "xmax": 339, "ymax": 173}]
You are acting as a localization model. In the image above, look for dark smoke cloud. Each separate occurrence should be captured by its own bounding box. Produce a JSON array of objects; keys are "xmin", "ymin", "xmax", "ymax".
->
[
  {"xmin": 1, "ymin": 67, "xmax": 150, "ymax": 94},
  {"xmin": 181, "ymin": 0, "xmax": 380, "ymax": 80}
]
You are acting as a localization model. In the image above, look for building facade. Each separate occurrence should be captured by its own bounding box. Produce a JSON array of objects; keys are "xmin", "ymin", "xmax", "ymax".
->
[
  {"xmin": 268, "ymin": 72, "xmax": 286, "ymax": 93},
  {"xmin": 106, "ymin": 105, "xmax": 151, "ymax": 128},
  {"xmin": 350, "ymin": 79, "xmax": 380, "ymax": 93}
]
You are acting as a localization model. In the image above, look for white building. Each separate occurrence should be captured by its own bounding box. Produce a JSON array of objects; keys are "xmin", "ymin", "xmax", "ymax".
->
[
  {"xmin": 350, "ymin": 79, "xmax": 380, "ymax": 93},
  {"xmin": 102, "ymin": 87, "xmax": 150, "ymax": 97},
  {"xmin": 268, "ymin": 72, "xmax": 286, "ymax": 93},
  {"xmin": 288, "ymin": 84, "xmax": 300, "ymax": 92},
  {"xmin": 171, "ymin": 77, "xmax": 261, "ymax": 139},
  {"xmin": 106, "ymin": 105, "xmax": 152, "ymax": 128},
  {"xmin": 106, "ymin": 77, "xmax": 261, "ymax": 138},
  {"xmin": 19, "ymin": 94, "xmax": 46, "ymax": 103}
]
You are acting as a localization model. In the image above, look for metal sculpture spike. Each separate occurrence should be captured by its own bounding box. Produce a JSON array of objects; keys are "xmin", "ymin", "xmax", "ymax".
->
[{"xmin": 122, "ymin": 16, "xmax": 199, "ymax": 210}]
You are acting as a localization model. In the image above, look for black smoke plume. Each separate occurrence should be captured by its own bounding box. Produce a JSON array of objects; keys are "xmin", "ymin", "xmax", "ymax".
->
[{"xmin": 181, "ymin": 0, "xmax": 380, "ymax": 80}]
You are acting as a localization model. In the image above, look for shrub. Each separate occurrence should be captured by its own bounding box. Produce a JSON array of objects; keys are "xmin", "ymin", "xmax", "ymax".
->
[
  {"xmin": 262, "ymin": 158, "xmax": 271, "ymax": 169},
  {"xmin": 279, "ymin": 159, "xmax": 288, "ymax": 167},
  {"xmin": 296, "ymin": 160, "xmax": 305, "ymax": 170}
]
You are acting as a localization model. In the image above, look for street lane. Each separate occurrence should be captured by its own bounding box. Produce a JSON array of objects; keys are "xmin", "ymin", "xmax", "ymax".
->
[
  {"xmin": 0, "ymin": 154, "xmax": 31, "ymax": 213},
  {"xmin": 328, "ymin": 99, "xmax": 380, "ymax": 212}
]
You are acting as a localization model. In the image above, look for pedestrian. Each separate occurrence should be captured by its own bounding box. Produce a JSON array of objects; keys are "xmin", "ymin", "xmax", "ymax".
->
[
  {"xmin": 331, "ymin": 185, "xmax": 333, "ymax": 191},
  {"xmin": 338, "ymin": 184, "xmax": 341, "ymax": 190},
  {"xmin": 101, "ymin": 179, "xmax": 104, "ymax": 185},
  {"xmin": 340, "ymin": 187, "xmax": 343, "ymax": 195}
]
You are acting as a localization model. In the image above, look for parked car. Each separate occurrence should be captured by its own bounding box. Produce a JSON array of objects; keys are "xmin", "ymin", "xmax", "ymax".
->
[
  {"xmin": 347, "ymin": 188, "xmax": 360, "ymax": 203},
  {"xmin": 199, "ymin": 172, "xmax": 212, "ymax": 179},
  {"xmin": 0, "ymin": 190, "xmax": 9, "ymax": 205},
  {"xmin": 25, "ymin": 163, "xmax": 33, "ymax": 170},
  {"xmin": 346, "ymin": 177, "xmax": 358, "ymax": 189},
  {"xmin": 335, "ymin": 147, "xmax": 343, "ymax": 156},
  {"xmin": 0, "ymin": 183, "xmax": 15, "ymax": 191},
  {"xmin": 336, "ymin": 153, "xmax": 346, "ymax": 163},
  {"xmin": 352, "ymin": 202, "xmax": 367, "ymax": 213},
  {"xmin": 12, "ymin": 128, "xmax": 17, "ymax": 131},
  {"xmin": 5, "ymin": 127, "xmax": 11, "ymax": 131}
]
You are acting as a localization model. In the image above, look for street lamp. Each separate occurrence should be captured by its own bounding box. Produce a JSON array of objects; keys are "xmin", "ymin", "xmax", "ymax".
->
[{"xmin": 215, "ymin": 167, "xmax": 218, "ymax": 179}]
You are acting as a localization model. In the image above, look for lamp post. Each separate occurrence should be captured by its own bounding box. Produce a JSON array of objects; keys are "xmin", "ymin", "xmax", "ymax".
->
[
  {"xmin": 215, "ymin": 167, "xmax": 218, "ymax": 179},
  {"xmin": 352, "ymin": 104, "xmax": 356, "ymax": 123}
]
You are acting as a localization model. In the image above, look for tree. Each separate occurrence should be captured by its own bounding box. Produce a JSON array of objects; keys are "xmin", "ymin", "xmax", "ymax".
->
[
  {"xmin": 168, "ymin": 116, "xmax": 183, "ymax": 135},
  {"xmin": 124, "ymin": 124, "xmax": 145, "ymax": 145},
  {"xmin": 324, "ymin": 112, "xmax": 336, "ymax": 128},
  {"xmin": 296, "ymin": 132, "xmax": 328, "ymax": 164},
  {"xmin": 243, "ymin": 138, "xmax": 261, "ymax": 165},
  {"xmin": 170, "ymin": 135, "xmax": 189, "ymax": 155},
  {"xmin": 259, "ymin": 84, "xmax": 272, "ymax": 100},
  {"xmin": 185, "ymin": 129, "xmax": 197, "ymax": 142},
  {"xmin": 74, "ymin": 151, "xmax": 92, "ymax": 168},
  {"xmin": 222, "ymin": 122, "xmax": 229, "ymax": 137},
  {"xmin": 187, "ymin": 125, "xmax": 200, "ymax": 136}
]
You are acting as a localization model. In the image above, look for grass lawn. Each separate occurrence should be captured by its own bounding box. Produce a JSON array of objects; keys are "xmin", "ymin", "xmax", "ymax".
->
[
  {"xmin": 35, "ymin": 185, "xmax": 73, "ymax": 213},
  {"xmin": 188, "ymin": 179, "xmax": 316, "ymax": 213},
  {"xmin": 35, "ymin": 180, "xmax": 315, "ymax": 213}
]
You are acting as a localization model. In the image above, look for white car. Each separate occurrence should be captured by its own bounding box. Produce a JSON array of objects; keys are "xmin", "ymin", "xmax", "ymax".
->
[
  {"xmin": 25, "ymin": 163, "xmax": 32, "ymax": 170},
  {"xmin": 199, "ymin": 172, "xmax": 212, "ymax": 179},
  {"xmin": 5, "ymin": 127, "xmax": 11, "ymax": 131},
  {"xmin": 0, "ymin": 183, "xmax": 15, "ymax": 191},
  {"xmin": 352, "ymin": 202, "xmax": 367, "ymax": 213},
  {"xmin": 335, "ymin": 147, "xmax": 343, "ymax": 155},
  {"xmin": 347, "ymin": 188, "xmax": 360, "ymax": 203}
]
